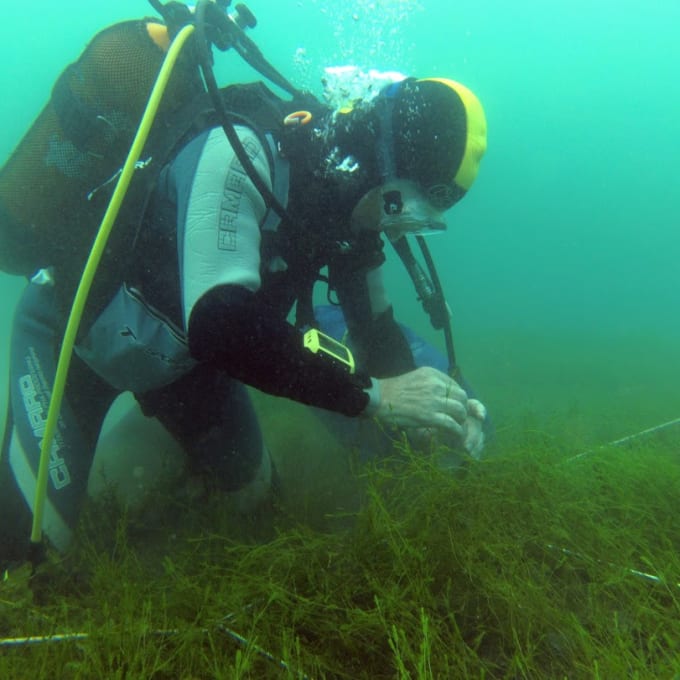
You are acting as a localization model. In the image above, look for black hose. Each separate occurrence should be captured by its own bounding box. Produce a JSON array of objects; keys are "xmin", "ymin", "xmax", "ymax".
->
[
  {"xmin": 146, "ymin": 1, "xmax": 298, "ymax": 223},
  {"xmin": 194, "ymin": 0, "xmax": 292, "ymax": 223},
  {"xmin": 147, "ymin": 0, "xmax": 164, "ymax": 16},
  {"xmin": 147, "ymin": 0, "xmax": 194, "ymax": 38},
  {"xmin": 391, "ymin": 236, "xmax": 436, "ymax": 305},
  {"xmin": 392, "ymin": 235, "xmax": 458, "ymax": 378},
  {"xmin": 416, "ymin": 235, "xmax": 458, "ymax": 377}
]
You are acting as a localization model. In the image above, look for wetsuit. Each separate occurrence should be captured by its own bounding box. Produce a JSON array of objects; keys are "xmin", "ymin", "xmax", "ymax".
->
[{"xmin": 0, "ymin": 124, "xmax": 417, "ymax": 565}]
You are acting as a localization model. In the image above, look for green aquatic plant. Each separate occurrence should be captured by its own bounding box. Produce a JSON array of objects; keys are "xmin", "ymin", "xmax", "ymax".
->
[{"xmin": 1, "ymin": 415, "xmax": 680, "ymax": 678}]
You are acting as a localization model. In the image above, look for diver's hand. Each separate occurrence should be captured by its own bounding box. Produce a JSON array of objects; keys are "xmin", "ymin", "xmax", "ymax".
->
[
  {"xmin": 406, "ymin": 397, "xmax": 487, "ymax": 458},
  {"xmin": 462, "ymin": 398, "xmax": 487, "ymax": 458},
  {"xmin": 375, "ymin": 366, "xmax": 468, "ymax": 436}
]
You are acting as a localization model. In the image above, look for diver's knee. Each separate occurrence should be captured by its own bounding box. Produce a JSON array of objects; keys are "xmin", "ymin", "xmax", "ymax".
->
[{"xmin": 224, "ymin": 444, "xmax": 276, "ymax": 514}]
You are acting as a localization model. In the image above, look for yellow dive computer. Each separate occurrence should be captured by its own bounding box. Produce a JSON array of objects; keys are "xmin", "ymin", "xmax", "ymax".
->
[{"xmin": 303, "ymin": 328, "xmax": 356, "ymax": 374}]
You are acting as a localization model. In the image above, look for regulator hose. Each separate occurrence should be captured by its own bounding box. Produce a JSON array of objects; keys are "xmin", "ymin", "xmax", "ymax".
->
[{"xmin": 28, "ymin": 24, "xmax": 197, "ymax": 566}]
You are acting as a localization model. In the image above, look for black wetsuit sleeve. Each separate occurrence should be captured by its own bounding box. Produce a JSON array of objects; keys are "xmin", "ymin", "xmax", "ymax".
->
[
  {"xmin": 350, "ymin": 305, "xmax": 416, "ymax": 377},
  {"xmin": 188, "ymin": 284, "xmax": 372, "ymax": 416},
  {"xmin": 330, "ymin": 242, "xmax": 416, "ymax": 378}
]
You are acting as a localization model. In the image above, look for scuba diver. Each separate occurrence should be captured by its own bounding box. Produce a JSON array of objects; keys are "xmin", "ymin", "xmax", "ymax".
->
[{"xmin": 0, "ymin": 1, "xmax": 488, "ymax": 568}]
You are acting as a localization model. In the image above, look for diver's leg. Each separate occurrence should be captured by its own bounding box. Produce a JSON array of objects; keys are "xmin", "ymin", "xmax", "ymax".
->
[
  {"xmin": 0, "ymin": 280, "xmax": 118, "ymax": 567},
  {"xmin": 136, "ymin": 364, "xmax": 272, "ymax": 508}
]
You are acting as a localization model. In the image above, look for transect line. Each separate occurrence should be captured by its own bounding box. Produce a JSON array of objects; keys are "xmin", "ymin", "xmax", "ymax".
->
[
  {"xmin": 567, "ymin": 417, "xmax": 680, "ymax": 462},
  {"xmin": 546, "ymin": 544, "xmax": 680, "ymax": 590},
  {"xmin": 0, "ymin": 623, "xmax": 312, "ymax": 678}
]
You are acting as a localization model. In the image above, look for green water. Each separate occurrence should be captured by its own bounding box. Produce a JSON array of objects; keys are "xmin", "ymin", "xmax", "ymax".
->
[
  {"xmin": 2, "ymin": 0, "xmax": 678, "ymax": 442},
  {"xmin": 0, "ymin": 2, "xmax": 679, "ymax": 675}
]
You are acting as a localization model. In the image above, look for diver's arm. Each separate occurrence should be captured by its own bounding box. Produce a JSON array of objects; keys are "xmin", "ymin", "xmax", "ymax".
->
[
  {"xmin": 331, "ymin": 252, "xmax": 415, "ymax": 377},
  {"xmin": 188, "ymin": 284, "xmax": 374, "ymax": 416},
  {"xmin": 175, "ymin": 126, "xmax": 375, "ymax": 416},
  {"xmin": 331, "ymin": 247, "xmax": 483, "ymax": 445},
  {"xmin": 187, "ymin": 284, "xmax": 467, "ymax": 437},
  {"xmin": 355, "ymin": 303, "xmax": 416, "ymax": 377}
]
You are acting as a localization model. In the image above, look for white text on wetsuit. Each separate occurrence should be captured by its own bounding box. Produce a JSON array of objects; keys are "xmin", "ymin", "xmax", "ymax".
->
[{"xmin": 18, "ymin": 374, "xmax": 71, "ymax": 490}]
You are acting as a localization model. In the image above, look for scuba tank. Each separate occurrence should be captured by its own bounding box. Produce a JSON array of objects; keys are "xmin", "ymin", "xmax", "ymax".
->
[{"xmin": 0, "ymin": 19, "xmax": 202, "ymax": 282}]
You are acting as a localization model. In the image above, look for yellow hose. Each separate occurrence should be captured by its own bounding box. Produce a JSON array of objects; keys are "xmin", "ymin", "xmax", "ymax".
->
[{"xmin": 30, "ymin": 24, "xmax": 196, "ymax": 547}]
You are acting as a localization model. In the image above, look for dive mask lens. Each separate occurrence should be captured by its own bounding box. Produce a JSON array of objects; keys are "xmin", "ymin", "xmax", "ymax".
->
[{"xmin": 425, "ymin": 182, "xmax": 465, "ymax": 211}]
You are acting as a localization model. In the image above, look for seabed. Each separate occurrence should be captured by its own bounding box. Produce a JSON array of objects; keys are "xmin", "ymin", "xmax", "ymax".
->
[{"xmin": 2, "ymin": 388, "xmax": 680, "ymax": 679}]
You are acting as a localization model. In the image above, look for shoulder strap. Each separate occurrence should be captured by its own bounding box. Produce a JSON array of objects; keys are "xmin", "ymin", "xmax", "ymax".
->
[
  {"xmin": 260, "ymin": 133, "xmax": 290, "ymax": 233},
  {"xmin": 138, "ymin": 81, "xmax": 317, "ymax": 233}
]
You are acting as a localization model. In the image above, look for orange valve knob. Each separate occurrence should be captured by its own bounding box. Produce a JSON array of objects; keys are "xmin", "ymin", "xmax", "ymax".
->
[{"xmin": 284, "ymin": 110, "xmax": 313, "ymax": 126}]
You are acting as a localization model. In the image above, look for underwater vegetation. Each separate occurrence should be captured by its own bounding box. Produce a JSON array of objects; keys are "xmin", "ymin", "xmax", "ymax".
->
[{"xmin": 1, "ymin": 415, "xmax": 680, "ymax": 679}]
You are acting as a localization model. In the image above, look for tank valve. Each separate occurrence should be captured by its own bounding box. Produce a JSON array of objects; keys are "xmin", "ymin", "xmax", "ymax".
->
[{"xmin": 231, "ymin": 4, "xmax": 257, "ymax": 30}]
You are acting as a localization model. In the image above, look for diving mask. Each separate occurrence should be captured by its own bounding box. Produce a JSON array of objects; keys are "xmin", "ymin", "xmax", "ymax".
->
[
  {"xmin": 351, "ymin": 179, "xmax": 446, "ymax": 241},
  {"xmin": 378, "ymin": 179, "xmax": 446, "ymax": 241}
]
